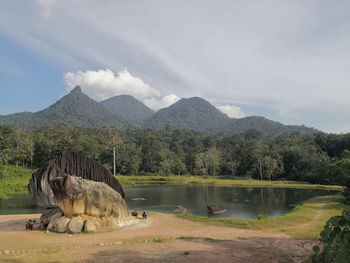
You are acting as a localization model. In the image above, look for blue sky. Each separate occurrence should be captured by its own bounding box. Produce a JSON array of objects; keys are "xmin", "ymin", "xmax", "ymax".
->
[{"xmin": 1, "ymin": 0, "xmax": 350, "ymax": 133}]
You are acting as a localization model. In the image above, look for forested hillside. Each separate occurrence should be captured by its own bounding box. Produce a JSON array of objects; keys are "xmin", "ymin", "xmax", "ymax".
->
[
  {"xmin": 101, "ymin": 95, "xmax": 154, "ymax": 125},
  {"xmin": 0, "ymin": 87, "xmax": 318, "ymax": 135},
  {"xmin": 0, "ymin": 86, "xmax": 131, "ymax": 129},
  {"xmin": 0, "ymin": 123, "xmax": 348, "ymax": 186}
]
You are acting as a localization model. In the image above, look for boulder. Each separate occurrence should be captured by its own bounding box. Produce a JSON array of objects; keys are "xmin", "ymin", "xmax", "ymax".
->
[
  {"xmin": 49, "ymin": 175, "xmax": 130, "ymax": 218},
  {"xmin": 46, "ymin": 213, "xmax": 62, "ymax": 231},
  {"xmin": 173, "ymin": 206, "xmax": 188, "ymax": 213},
  {"xmin": 207, "ymin": 205, "xmax": 226, "ymax": 214},
  {"xmin": 83, "ymin": 219, "xmax": 97, "ymax": 233},
  {"xmin": 55, "ymin": 217, "xmax": 71, "ymax": 233},
  {"xmin": 40, "ymin": 208, "xmax": 63, "ymax": 230},
  {"xmin": 28, "ymin": 150, "xmax": 125, "ymax": 207},
  {"xmin": 68, "ymin": 216, "xmax": 84, "ymax": 234}
]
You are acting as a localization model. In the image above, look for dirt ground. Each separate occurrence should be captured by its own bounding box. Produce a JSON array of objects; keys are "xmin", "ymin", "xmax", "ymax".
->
[{"xmin": 0, "ymin": 213, "xmax": 317, "ymax": 263}]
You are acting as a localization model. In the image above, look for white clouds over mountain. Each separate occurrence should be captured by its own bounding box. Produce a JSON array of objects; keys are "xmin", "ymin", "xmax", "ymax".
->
[
  {"xmin": 64, "ymin": 69, "xmax": 160, "ymax": 102},
  {"xmin": 143, "ymin": 94, "xmax": 181, "ymax": 111},
  {"xmin": 216, "ymin": 105, "xmax": 246, "ymax": 118}
]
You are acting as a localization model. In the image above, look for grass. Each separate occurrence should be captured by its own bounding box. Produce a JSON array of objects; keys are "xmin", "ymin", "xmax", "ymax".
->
[
  {"xmin": 0, "ymin": 165, "xmax": 34, "ymax": 199},
  {"xmin": 116, "ymin": 174, "xmax": 343, "ymax": 191},
  {"xmin": 177, "ymin": 195, "xmax": 345, "ymax": 240}
]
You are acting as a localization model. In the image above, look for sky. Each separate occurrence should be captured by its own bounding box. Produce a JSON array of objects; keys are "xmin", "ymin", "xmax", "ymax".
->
[{"xmin": 0, "ymin": 0, "xmax": 349, "ymax": 133}]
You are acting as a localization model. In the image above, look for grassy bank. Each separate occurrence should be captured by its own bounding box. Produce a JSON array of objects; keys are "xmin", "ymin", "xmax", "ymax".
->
[
  {"xmin": 177, "ymin": 195, "xmax": 345, "ymax": 240},
  {"xmin": 0, "ymin": 166, "xmax": 34, "ymax": 199},
  {"xmin": 116, "ymin": 175, "xmax": 343, "ymax": 191},
  {"xmin": 0, "ymin": 166, "xmax": 343, "ymax": 199}
]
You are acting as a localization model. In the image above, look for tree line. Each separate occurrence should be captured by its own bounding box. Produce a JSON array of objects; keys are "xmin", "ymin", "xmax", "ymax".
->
[{"xmin": 0, "ymin": 123, "xmax": 350, "ymax": 185}]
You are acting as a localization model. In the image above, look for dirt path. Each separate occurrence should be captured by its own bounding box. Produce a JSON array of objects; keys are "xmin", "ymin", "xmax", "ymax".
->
[{"xmin": 0, "ymin": 213, "xmax": 317, "ymax": 263}]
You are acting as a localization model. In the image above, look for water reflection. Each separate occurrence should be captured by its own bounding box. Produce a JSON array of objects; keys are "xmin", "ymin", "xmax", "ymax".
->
[
  {"xmin": 0, "ymin": 185, "xmax": 338, "ymax": 219},
  {"xmin": 125, "ymin": 185, "xmax": 337, "ymax": 219}
]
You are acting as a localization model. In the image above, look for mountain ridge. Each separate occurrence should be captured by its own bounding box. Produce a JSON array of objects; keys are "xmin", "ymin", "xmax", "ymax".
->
[{"xmin": 0, "ymin": 86, "xmax": 320, "ymax": 135}]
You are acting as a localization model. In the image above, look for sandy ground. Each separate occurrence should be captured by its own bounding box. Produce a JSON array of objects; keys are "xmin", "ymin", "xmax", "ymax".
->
[{"xmin": 0, "ymin": 213, "xmax": 317, "ymax": 263}]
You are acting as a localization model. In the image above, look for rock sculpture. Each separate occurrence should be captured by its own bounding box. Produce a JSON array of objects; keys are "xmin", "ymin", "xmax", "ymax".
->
[{"xmin": 28, "ymin": 151, "xmax": 139, "ymax": 234}]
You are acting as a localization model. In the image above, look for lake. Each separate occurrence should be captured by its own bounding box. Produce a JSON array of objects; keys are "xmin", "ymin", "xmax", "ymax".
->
[{"xmin": 0, "ymin": 185, "xmax": 338, "ymax": 219}]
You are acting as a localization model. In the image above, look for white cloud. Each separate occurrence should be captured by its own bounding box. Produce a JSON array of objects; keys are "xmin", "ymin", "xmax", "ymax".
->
[
  {"xmin": 143, "ymin": 94, "xmax": 180, "ymax": 111},
  {"xmin": 216, "ymin": 105, "xmax": 246, "ymax": 119},
  {"xmin": 2, "ymin": 1, "xmax": 350, "ymax": 131},
  {"xmin": 64, "ymin": 68, "xmax": 160, "ymax": 101}
]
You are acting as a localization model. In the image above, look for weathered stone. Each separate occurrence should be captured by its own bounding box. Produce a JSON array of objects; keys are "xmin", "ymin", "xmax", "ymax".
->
[
  {"xmin": 55, "ymin": 216, "xmax": 71, "ymax": 233},
  {"xmin": 83, "ymin": 219, "xmax": 97, "ymax": 233},
  {"xmin": 68, "ymin": 216, "xmax": 84, "ymax": 234},
  {"xmin": 207, "ymin": 204, "xmax": 226, "ymax": 214},
  {"xmin": 49, "ymin": 175, "xmax": 130, "ymax": 218},
  {"xmin": 28, "ymin": 150, "xmax": 125, "ymax": 207},
  {"xmin": 173, "ymin": 206, "xmax": 188, "ymax": 213},
  {"xmin": 40, "ymin": 208, "xmax": 63, "ymax": 230},
  {"xmin": 46, "ymin": 213, "xmax": 62, "ymax": 231}
]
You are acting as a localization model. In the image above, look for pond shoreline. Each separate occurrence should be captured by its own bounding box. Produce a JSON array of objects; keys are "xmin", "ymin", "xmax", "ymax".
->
[{"xmin": 117, "ymin": 175, "xmax": 344, "ymax": 191}]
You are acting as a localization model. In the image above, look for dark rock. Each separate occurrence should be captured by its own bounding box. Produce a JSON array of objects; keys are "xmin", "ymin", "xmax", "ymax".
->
[
  {"xmin": 28, "ymin": 150, "xmax": 125, "ymax": 207},
  {"xmin": 40, "ymin": 208, "xmax": 63, "ymax": 230},
  {"xmin": 207, "ymin": 205, "xmax": 226, "ymax": 214},
  {"xmin": 173, "ymin": 206, "xmax": 188, "ymax": 213}
]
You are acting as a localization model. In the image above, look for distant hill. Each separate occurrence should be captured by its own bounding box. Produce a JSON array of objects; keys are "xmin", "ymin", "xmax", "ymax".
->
[
  {"xmin": 144, "ymin": 97, "xmax": 318, "ymax": 135},
  {"xmin": 144, "ymin": 97, "xmax": 231, "ymax": 133},
  {"xmin": 101, "ymin": 95, "xmax": 154, "ymax": 125},
  {"xmin": 0, "ymin": 86, "xmax": 319, "ymax": 135},
  {"xmin": 0, "ymin": 86, "xmax": 131, "ymax": 129},
  {"xmin": 224, "ymin": 116, "xmax": 319, "ymax": 136}
]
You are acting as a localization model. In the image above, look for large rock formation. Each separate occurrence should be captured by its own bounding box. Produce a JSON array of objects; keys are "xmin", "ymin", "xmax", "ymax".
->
[
  {"xmin": 28, "ymin": 150, "xmax": 125, "ymax": 207},
  {"xmin": 28, "ymin": 151, "xmax": 139, "ymax": 234},
  {"xmin": 49, "ymin": 175, "xmax": 129, "ymax": 218}
]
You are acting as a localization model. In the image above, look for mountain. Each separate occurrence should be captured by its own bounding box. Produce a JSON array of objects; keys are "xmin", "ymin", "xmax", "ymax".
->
[
  {"xmin": 101, "ymin": 95, "xmax": 154, "ymax": 125},
  {"xmin": 225, "ymin": 116, "xmax": 319, "ymax": 136},
  {"xmin": 0, "ymin": 87, "xmax": 319, "ymax": 135},
  {"xmin": 144, "ymin": 97, "xmax": 231, "ymax": 133},
  {"xmin": 0, "ymin": 86, "xmax": 131, "ymax": 129},
  {"xmin": 144, "ymin": 97, "xmax": 318, "ymax": 135}
]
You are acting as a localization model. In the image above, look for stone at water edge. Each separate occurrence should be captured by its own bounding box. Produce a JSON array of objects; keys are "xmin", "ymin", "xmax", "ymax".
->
[
  {"xmin": 55, "ymin": 217, "xmax": 71, "ymax": 233},
  {"xmin": 173, "ymin": 206, "xmax": 188, "ymax": 213},
  {"xmin": 68, "ymin": 216, "xmax": 84, "ymax": 234},
  {"xmin": 207, "ymin": 204, "xmax": 226, "ymax": 214}
]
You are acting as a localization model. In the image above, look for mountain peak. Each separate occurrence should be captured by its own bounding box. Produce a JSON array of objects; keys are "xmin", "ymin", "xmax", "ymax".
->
[
  {"xmin": 101, "ymin": 94, "xmax": 154, "ymax": 124},
  {"xmin": 69, "ymin": 86, "xmax": 83, "ymax": 94}
]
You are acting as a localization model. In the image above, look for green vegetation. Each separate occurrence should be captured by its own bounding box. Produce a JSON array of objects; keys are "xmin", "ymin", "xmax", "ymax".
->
[
  {"xmin": 0, "ymin": 165, "xmax": 34, "ymax": 199},
  {"xmin": 1, "ymin": 123, "xmax": 350, "ymax": 188},
  {"xmin": 116, "ymin": 175, "xmax": 343, "ymax": 190},
  {"xmin": 178, "ymin": 195, "xmax": 344, "ymax": 240},
  {"xmin": 312, "ymin": 180, "xmax": 350, "ymax": 262},
  {"xmin": 0, "ymin": 87, "xmax": 316, "ymax": 135}
]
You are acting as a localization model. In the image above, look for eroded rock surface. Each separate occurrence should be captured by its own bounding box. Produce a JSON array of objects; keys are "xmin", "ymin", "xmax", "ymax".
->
[
  {"xmin": 49, "ymin": 175, "xmax": 130, "ymax": 218},
  {"xmin": 28, "ymin": 150, "xmax": 125, "ymax": 207},
  {"xmin": 28, "ymin": 151, "xmax": 140, "ymax": 234}
]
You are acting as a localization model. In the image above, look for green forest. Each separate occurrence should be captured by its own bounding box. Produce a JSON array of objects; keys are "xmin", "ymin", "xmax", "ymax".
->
[{"xmin": 0, "ymin": 123, "xmax": 350, "ymax": 187}]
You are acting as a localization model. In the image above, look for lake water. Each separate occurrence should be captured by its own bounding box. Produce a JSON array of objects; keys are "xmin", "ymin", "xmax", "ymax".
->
[{"xmin": 0, "ymin": 185, "xmax": 338, "ymax": 219}]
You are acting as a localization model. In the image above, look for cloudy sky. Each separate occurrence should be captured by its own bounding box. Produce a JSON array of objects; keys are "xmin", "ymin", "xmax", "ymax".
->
[{"xmin": 0, "ymin": 0, "xmax": 349, "ymax": 133}]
